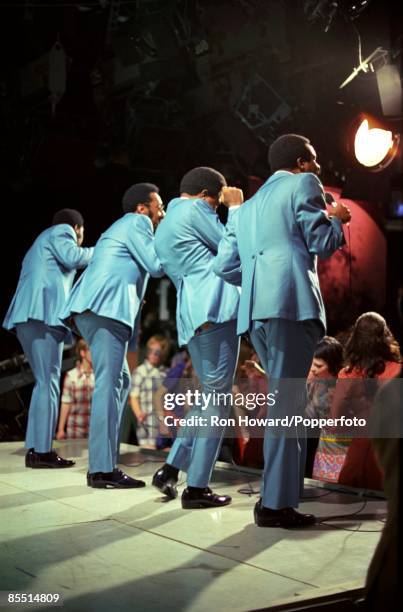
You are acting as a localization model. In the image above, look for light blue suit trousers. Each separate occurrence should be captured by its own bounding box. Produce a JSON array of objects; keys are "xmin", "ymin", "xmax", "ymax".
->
[
  {"xmin": 75, "ymin": 312, "xmax": 131, "ymax": 473},
  {"xmin": 167, "ymin": 319, "xmax": 239, "ymax": 488},
  {"xmin": 16, "ymin": 320, "xmax": 67, "ymax": 453},
  {"xmin": 250, "ymin": 318, "xmax": 323, "ymax": 509}
]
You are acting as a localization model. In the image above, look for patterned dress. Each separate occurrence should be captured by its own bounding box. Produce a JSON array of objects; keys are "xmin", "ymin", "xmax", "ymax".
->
[{"xmin": 306, "ymin": 379, "xmax": 352, "ymax": 482}]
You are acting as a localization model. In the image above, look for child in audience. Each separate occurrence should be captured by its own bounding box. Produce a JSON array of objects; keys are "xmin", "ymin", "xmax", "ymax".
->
[
  {"xmin": 56, "ymin": 339, "xmax": 94, "ymax": 439},
  {"xmin": 129, "ymin": 335, "xmax": 169, "ymax": 448}
]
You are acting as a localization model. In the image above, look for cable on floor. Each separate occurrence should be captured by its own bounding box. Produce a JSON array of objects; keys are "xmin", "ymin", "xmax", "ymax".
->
[
  {"xmin": 237, "ymin": 482, "xmax": 261, "ymax": 495},
  {"xmin": 318, "ymin": 500, "xmax": 385, "ymax": 532},
  {"xmin": 300, "ymin": 490, "xmax": 335, "ymax": 500},
  {"xmin": 121, "ymin": 458, "xmax": 165, "ymax": 468}
]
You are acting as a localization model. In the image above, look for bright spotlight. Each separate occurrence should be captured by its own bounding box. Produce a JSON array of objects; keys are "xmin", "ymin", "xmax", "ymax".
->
[{"xmin": 354, "ymin": 118, "xmax": 400, "ymax": 171}]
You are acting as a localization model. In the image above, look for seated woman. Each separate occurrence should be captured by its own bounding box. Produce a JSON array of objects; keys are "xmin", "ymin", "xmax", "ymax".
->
[
  {"xmin": 306, "ymin": 336, "xmax": 346, "ymax": 482},
  {"xmin": 331, "ymin": 312, "xmax": 402, "ymax": 490}
]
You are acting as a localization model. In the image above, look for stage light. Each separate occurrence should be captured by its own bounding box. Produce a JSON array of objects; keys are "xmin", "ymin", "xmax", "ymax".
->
[
  {"xmin": 354, "ymin": 118, "xmax": 400, "ymax": 171},
  {"xmin": 354, "ymin": 119, "xmax": 392, "ymax": 166}
]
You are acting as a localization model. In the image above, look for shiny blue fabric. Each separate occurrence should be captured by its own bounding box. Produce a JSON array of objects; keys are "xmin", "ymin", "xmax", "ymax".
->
[
  {"xmin": 62, "ymin": 213, "xmax": 163, "ymax": 340},
  {"xmin": 16, "ymin": 321, "xmax": 67, "ymax": 453},
  {"xmin": 155, "ymin": 198, "xmax": 240, "ymax": 346},
  {"xmin": 75, "ymin": 312, "xmax": 131, "ymax": 474},
  {"xmin": 167, "ymin": 320, "xmax": 240, "ymax": 487},
  {"xmin": 250, "ymin": 318, "xmax": 323, "ymax": 509},
  {"xmin": 213, "ymin": 172, "xmax": 345, "ymax": 334},
  {"xmin": 4, "ymin": 224, "xmax": 93, "ymax": 331}
]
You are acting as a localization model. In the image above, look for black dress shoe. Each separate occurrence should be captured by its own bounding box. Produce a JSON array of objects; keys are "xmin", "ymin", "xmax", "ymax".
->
[
  {"xmin": 25, "ymin": 449, "xmax": 75, "ymax": 469},
  {"xmin": 152, "ymin": 465, "xmax": 178, "ymax": 500},
  {"xmin": 87, "ymin": 468, "xmax": 146, "ymax": 489},
  {"xmin": 254, "ymin": 499, "xmax": 316, "ymax": 528},
  {"xmin": 181, "ymin": 487, "xmax": 232, "ymax": 509}
]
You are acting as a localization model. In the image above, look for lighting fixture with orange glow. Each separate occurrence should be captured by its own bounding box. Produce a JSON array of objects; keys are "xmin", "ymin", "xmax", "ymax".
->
[{"xmin": 353, "ymin": 117, "xmax": 400, "ymax": 172}]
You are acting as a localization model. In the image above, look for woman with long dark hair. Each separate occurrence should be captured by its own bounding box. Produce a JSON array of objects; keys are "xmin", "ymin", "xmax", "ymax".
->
[{"xmin": 331, "ymin": 312, "xmax": 401, "ymax": 490}]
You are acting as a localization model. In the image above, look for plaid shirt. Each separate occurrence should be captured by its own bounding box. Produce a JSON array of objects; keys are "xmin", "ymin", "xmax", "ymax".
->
[
  {"xmin": 130, "ymin": 360, "xmax": 167, "ymax": 413},
  {"xmin": 61, "ymin": 363, "xmax": 94, "ymax": 439},
  {"xmin": 130, "ymin": 360, "xmax": 167, "ymax": 445}
]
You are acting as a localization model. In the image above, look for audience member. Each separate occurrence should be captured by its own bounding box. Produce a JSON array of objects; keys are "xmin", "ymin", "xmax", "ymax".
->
[
  {"xmin": 130, "ymin": 335, "xmax": 169, "ymax": 448},
  {"xmin": 231, "ymin": 338, "xmax": 267, "ymax": 468},
  {"xmin": 153, "ymin": 350, "xmax": 195, "ymax": 450},
  {"xmin": 56, "ymin": 339, "xmax": 94, "ymax": 440},
  {"xmin": 305, "ymin": 336, "xmax": 346, "ymax": 481},
  {"xmin": 331, "ymin": 312, "xmax": 401, "ymax": 490}
]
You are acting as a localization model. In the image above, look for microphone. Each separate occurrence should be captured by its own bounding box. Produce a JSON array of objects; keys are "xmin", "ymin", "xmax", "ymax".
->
[{"xmin": 324, "ymin": 192, "xmax": 337, "ymax": 208}]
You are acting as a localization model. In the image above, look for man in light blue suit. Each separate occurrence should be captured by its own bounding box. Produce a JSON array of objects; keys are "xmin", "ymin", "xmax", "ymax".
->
[
  {"xmin": 3, "ymin": 209, "xmax": 93, "ymax": 468},
  {"xmin": 62, "ymin": 183, "xmax": 165, "ymax": 488},
  {"xmin": 213, "ymin": 134, "xmax": 352, "ymax": 527},
  {"xmin": 151, "ymin": 167, "xmax": 244, "ymax": 509}
]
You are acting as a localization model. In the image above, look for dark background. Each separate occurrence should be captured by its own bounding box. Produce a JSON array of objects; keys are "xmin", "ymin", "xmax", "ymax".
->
[{"xmin": 1, "ymin": 0, "xmax": 402, "ymax": 361}]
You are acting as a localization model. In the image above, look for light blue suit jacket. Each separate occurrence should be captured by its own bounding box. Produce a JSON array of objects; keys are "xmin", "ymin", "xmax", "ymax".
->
[
  {"xmin": 154, "ymin": 197, "xmax": 240, "ymax": 346},
  {"xmin": 213, "ymin": 171, "xmax": 345, "ymax": 334},
  {"xmin": 62, "ymin": 213, "xmax": 164, "ymax": 342},
  {"xmin": 3, "ymin": 224, "xmax": 93, "ymax": 331}
]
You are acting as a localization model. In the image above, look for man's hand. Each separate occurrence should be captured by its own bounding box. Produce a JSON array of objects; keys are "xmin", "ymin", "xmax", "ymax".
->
[
  {"xmin": 331, "ymin": 201, "xmax": 351, "ymax": 224},
  {"xmin": 221, "ymin": 186, "xmax": 244, "ymax": 208},
  {"xmin": 156, "ymin": 207, "xmax": 165, "ymax": 224},
  {"xmin": 56, "ymin": 430, "xmax": 66, "ymax": 440}
]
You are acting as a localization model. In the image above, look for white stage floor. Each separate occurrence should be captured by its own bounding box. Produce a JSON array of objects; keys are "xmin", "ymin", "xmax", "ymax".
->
[{"xmin": 0, "ymin": 441, "xmax": 386, "ymax": 611}]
